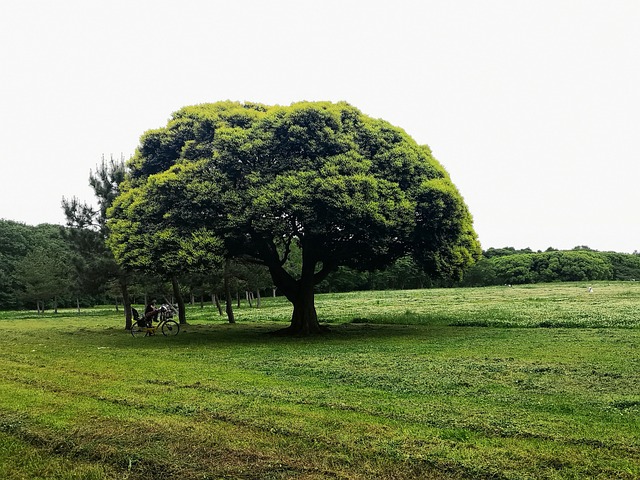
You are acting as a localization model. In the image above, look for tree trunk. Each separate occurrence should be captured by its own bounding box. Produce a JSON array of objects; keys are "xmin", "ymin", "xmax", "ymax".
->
[
  {"xmin": 269, "ymin": 256, "xmax": 325, "ymax": 335},
  {"xmin": 256, "ymin": 290, "xmax": 261, "ymax": 308},
  {"xmin": 223, "ymin": 259, "xmax": 235, "ymax": 323},
  {"xmin": 214, "ymin": 293, "xmax": 223, "ymax": 315},
  {"xmin": 171, "ymin": 275, "xmax": 186, "ymax": 324},
  {"xmin": 225, "ymin": 293, "xmax": 235, "ymax": 323},
  {"xmin": 120, "ymin": 277, "xmax": 132, "ymax": 330},
  {"xmin": 287, "ymin": 280, "xmax": 324, "ymax": 335}
]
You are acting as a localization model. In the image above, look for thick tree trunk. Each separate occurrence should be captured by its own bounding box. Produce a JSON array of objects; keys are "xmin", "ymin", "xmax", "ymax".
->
[
  {"xmin": 288, "ymin": 285, "xmax": 323, "ymax": 335},
  {"xmin": 270, "ymin": 256, "xmax": 325, "ymax": 335},
  {"xmin": 171, "ymin": 275, "xmax": 186, "ymax": 324},
  {"xmin": 260, "ymin": 237, "xmax": 335, "ymax": 335}
]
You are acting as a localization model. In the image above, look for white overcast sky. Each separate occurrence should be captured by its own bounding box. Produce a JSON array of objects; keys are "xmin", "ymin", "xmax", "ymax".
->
[{"xmin": 1, "ymin": 0, "xmax": 639, "ymax": 252}]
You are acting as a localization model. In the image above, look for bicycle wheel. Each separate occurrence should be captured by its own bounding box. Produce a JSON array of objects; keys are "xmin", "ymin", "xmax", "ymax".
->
[
  {"xmin": 161, "ymin": 319, "xmax": 180, "ymax": 336},
  {"xmin": 131, "ymin": 322, "xmax": 145, "ymax": 337}
]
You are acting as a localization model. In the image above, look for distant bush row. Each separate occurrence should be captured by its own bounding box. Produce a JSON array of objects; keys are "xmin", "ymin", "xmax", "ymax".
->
[
  {"xmin": 461, "ymin": 247, "xmax": 640, "ymax": 286},
  {"xmin": 3, "ymin": 214, "xmax": 638, "ymax": 312}
]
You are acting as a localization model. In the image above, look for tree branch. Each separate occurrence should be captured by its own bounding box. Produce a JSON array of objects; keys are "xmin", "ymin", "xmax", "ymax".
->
[
  {"xmin": 313, "ymin": 261, "xmax": 337, "ymax": 285},
  {"xmin": 279, "ymin": 233, "xmax": 295, "ymax": 267}
]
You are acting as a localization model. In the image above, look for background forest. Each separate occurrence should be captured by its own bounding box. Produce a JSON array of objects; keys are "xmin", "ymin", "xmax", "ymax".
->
[{"xmin": 2, "ymin": 218, "xmax": 640, "ymax": 312}]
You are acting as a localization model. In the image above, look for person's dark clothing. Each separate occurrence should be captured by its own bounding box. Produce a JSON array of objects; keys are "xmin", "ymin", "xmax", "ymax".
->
[{"xmin": 144, "ymin": 303, "xmax": 159, "ymax": 325}]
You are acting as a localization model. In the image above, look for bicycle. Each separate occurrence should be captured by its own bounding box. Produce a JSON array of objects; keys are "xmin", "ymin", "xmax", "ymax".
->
[{"xmin": 131, "ymin": 304, "xmax": 180, "ymax": 337}]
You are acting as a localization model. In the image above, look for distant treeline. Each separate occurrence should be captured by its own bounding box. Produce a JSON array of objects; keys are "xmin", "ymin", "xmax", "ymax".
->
[
  {"xmin": 1, "ymin": 219, "xmax": 282, "ymax": 312},
  {"xmin": 461, "ymin": 247, "xmax": 640, "ymax": 286},
  {"xmin": 2, "ymin": 218, "xmax": 639, "ymax": 311},
  {"xmin": 0, "ymin": 219, "xmax": 433, "ymax": 311},
  {"xmin": 318, "ymin": 246, "xmax": 640, "ymax": 291}
]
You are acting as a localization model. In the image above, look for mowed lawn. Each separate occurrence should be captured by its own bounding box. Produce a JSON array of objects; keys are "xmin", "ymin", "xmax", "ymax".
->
[{"xmin": 0, "ymin": 282, "xmax": 639, "ymax": 479}]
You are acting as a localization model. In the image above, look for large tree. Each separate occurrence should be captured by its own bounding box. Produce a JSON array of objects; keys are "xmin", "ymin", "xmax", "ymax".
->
[
  {"xmin": 105, "ymin": 163, "xmax": 224, "ymax": 324},
  {"xmin": 62, "ymin": 155, "xmax": 135, "ymax": 327},
  {"xmin": 107, "ymin": 101, "xmax": 481, "ymax": 334}
]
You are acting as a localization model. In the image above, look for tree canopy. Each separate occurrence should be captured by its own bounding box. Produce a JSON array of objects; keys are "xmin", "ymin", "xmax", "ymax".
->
[{"xmin": 107, "ymin": 101, "xmax": 481, "ymax": 334}]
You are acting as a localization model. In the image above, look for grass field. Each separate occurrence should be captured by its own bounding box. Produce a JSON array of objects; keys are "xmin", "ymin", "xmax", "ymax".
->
[{"xmin": 0, "ymin": 282, "xmax": 639, "ymax": 479}]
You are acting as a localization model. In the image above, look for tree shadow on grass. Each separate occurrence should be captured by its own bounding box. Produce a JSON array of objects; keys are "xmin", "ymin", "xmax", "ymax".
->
[{"xmin": 122, "ymin": 320, "xmax": 449, "ymax": 349}]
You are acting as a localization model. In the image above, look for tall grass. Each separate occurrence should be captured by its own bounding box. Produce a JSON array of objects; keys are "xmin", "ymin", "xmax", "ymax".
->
[{"xmin": 0, "ymin": 282, "xmax": 639, "ymax": 479}]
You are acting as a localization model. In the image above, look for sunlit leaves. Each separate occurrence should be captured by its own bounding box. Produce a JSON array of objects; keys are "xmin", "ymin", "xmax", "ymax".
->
[{"xmin": 107, "ymin": 167, "xmax": 224, "ymax": 277}]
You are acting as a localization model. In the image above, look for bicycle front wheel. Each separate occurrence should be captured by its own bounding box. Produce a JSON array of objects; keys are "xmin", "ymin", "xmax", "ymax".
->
[{"xmin": 161, "ymin": 320, "xmax": 180, "ymax": 336}]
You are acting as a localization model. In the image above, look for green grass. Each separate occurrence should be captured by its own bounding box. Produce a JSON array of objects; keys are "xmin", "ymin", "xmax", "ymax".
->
[{"xmin": 0, "ymin": 282, "xmax": 639, "ymax": 479}]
